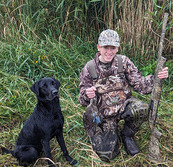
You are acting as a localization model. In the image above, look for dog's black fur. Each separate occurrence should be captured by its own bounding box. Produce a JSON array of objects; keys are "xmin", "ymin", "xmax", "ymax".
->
[{"xmin": 0, "ymin": 77, "xmax": 77, "ymax": 167}]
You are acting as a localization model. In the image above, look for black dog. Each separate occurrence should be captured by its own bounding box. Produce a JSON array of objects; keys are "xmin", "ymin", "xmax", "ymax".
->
[{"xmin": 0, "ymin": 77, "xmax": 77, "ymax": 167}]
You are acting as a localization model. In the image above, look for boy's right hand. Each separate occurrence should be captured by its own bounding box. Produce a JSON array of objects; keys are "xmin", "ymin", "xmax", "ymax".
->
[{"xmin": 86, "ymin": 86, "xmax": 96, "ymax": 99}]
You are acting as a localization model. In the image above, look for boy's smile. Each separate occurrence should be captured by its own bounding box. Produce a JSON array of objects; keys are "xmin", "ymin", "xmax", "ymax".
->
[{"xmin": 97, "ymin": 45, "xmax": 119, "ymax": 63}]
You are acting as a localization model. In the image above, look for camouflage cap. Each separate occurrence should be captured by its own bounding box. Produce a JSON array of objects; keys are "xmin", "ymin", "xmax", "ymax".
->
[{"xmin": 98, "ymin": 29, "xmax": 120, "ymax": 47}]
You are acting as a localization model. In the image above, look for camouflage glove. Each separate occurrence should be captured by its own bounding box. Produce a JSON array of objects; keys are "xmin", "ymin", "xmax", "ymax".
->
[{"xmin": 93, "ymin": 113, "xmax": 101, "ymax": 125}]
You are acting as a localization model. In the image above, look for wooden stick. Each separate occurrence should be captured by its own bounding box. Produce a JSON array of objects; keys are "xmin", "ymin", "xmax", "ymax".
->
[{"xmin": 148, "ymin": 13, "xmax": 169, "ymax": 164}]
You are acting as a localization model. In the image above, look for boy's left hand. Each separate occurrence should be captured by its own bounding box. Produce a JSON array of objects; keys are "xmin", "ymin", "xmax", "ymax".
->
[{"xmin": 158, "ymin": 67, "xmax": 168, "ymax": 79}]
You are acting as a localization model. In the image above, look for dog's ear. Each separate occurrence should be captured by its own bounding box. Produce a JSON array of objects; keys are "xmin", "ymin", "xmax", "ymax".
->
[
  {"xmin": 30, "ymin": 81, "xmax": 40, "ymax": 96},
  {"xmin": 52, "ymin": 78, "xmax": 61, "ymax": 89}
]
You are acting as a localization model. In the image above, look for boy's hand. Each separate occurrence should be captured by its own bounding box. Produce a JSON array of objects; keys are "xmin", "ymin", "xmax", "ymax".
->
[
  {"xmin": 158, "ymin": 67, "xmax": 168, "ymax": 79},
  {"xmin": 86, "ymin": 86, "xmax": 96, "ymax": 99}
]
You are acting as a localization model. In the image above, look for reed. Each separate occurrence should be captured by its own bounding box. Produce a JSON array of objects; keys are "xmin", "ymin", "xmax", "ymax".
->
[
  {"xmin": 0, "ymin": 0, "xmax": 172, "ymax": 61},
  {"xmin": 0, "ymin": 68, "xmax": 173, "ymax": 167},
  {"xmin": 0, "ymin": 2, "xmax": 172, "ymax": 165}
]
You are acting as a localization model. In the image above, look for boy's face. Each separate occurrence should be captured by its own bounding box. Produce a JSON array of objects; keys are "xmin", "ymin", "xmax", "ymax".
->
[{"xmin": 97, "ymin": 45, "xmax": 119, "ymax": 63}]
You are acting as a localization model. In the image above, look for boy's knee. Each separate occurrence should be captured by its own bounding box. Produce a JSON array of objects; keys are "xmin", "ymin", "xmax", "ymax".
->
[
  {"xmin": 122, "ymin": 100, "xmax": 149, "ymax": 122},
  {"xmin": 96, "ymin": 147, "xmax": 120, "ymax": 162},
  {"xmin": 91, "ymin": 130, "xmax": 120, "ymax": 162}
]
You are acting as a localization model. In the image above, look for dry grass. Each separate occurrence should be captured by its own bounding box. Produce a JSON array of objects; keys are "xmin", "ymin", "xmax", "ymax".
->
[
  {"xmin": 0, "ymin": 1, "xmax": 172, "ymax": 166},
  {"xmin": 0, "ymin": 85, "xmax": 173, "ymax": 167},
  {"xmin": 0, "ymin": 111, "xmax": 173, "ymax": 167},
  {"xmin": 0, "ymin": 0, "xmax": 172, "ymax": 59}
]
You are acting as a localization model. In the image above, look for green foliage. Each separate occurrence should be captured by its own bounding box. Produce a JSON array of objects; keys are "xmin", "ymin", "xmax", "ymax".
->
[
  {"xmin": 0, "ymin": 0, "xmax": 172, "ymax": 166},
  {"xmin": 0, "ymin": 72, "xmax": 34, "ymax": 123},
  {"xmin": 0, "ymin": 36, "xmax": 173, "ymax": 167},
  {"xmin": 141, "ymin": 60, "xmax": 157, "ymax": 76},
  {"xmin": 0, "ymin": 0, "xmax": 172, "ymax": 59}
]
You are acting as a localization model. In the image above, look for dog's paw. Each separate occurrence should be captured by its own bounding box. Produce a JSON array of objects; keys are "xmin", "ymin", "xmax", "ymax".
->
[{"xmin": 65, "ymin": 155, "xmax": 77, "ymax": 166}]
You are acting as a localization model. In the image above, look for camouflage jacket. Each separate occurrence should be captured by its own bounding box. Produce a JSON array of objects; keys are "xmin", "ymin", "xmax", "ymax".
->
[{"xmin": 79, "ymin": 52, "xmax": 154, "ymax": 116}]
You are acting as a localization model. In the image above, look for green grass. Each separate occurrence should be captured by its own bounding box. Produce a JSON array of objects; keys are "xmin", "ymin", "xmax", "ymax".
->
[
  {"xmin": 0, "ymin": 36, "xmax": 173, "ymax": 167},
  {"xmin": 0, "ymin": 1, "xmax": 172, "ymax": 165}
]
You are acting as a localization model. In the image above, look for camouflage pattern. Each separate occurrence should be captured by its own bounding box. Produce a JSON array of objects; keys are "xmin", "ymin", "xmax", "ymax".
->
[
  {"xmin": 94, "ymin": 74, "xmax": 130, "ymax": 117},
  {"xmin": 83, "ymin": 96, "xmax": 149, "ymax": 161},
  {"xmin": 79, "ymin": 52, "xmax": 154, "ymax": 110},
  {"xmin": 148, "ymin": 13, "xmax": 168, "ymax": 163},
  {"xmin": 98, "ymin": 29, "xmax": 120, "ymax": 47},
  {"xmin": 79, "ymin": 52, "xmax": 154, "ymax": 161},
  {"xmin": 121, "ymin": 97, "xmax": 149, "ymax": 136},
  {"xmin": 90, "ymin": 117, "xmax": 119, "ymax": 162},
  {"xmin": 83, "ymin": 97, "xmax": 103, "ymax": 137}
]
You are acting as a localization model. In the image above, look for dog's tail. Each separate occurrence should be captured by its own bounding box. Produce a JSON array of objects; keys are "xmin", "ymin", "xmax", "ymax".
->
[{"xmin": 0, "ymin": 146, "xmax": 14, "ymax": 156}]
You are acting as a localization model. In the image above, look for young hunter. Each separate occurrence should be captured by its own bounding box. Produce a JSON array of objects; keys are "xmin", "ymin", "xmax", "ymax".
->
[{"xmin": 78, "ymin": 29, "xmax": 168, "ymax": 162}]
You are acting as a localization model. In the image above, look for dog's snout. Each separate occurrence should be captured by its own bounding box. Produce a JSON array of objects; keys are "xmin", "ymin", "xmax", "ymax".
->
[{"xmin": 52, "ymin": 89, "xmax": 58, "ymax": 96}]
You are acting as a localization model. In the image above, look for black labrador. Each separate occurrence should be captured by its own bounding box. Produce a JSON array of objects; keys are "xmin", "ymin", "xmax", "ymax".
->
[{"xmin": 0, "ymin": 77, "xmax": 77, "ymax": 167}]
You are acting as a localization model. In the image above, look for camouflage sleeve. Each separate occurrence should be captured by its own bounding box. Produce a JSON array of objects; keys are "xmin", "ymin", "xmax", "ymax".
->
[
  {"xmin": 78, "ymin": 63, "xmax": 93, "ymax": 106},
  {"xmin": 123, "ymin": 56, "xmax": 154, "ymax": 94}
]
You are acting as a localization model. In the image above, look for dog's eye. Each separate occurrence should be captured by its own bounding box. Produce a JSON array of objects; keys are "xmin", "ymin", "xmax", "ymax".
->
[
  {"xmin": 52, "ymin": 81, "xmax": 55, "ymax": 85},
  {"xmin": 43, "ymin": 83, "xmax": 48, "ymax": 88}
]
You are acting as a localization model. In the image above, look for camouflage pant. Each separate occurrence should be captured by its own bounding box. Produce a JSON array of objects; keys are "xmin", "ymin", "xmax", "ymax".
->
[
  {"xmin": 120, "ymin": 97, "xmax": 149, "ymax": 135},
  {"xmin": 83, "ymin": 97, "xmax": 149, "ymax": 161}
]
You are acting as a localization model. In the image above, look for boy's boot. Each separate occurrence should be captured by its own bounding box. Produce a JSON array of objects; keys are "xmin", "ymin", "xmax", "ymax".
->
[
  {"xmin": 121, "ymin": 122, "xmax": 139, "ymax": 156},
  {"xmin": 120, "ymin": 99, "xmax": 149, "ymax": 156}
]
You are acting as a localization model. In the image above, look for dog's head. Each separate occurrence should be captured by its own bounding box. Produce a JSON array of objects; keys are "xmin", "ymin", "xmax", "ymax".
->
[{"xmin": 30, "ymin": 77, "xmax": 61, "ymax": 101}]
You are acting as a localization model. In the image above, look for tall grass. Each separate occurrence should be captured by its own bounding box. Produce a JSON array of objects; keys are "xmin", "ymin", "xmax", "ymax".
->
[
  {"xmin": 0, "ymin": 35, "xmax": 173, "ymax": 166},
  {"xmin": 0, "ymin": 0, "xmax": 172, "ymax": 60},
  {"xmin": 0, "ymin": 0, "xmax": 173, "ymax": 166}
]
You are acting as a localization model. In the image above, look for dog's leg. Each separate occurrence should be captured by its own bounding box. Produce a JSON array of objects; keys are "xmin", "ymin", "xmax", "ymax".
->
[
  {"xmin": 14, "ymin": 146, "xmax": 38, "ymax": 167},
  {"xmin": 56, "ymin": 132, "xmax": 77, "ymax": 165},
  {"xmin": 41, "ymin": 140, "xmax": 55, "ymax": 167}
]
